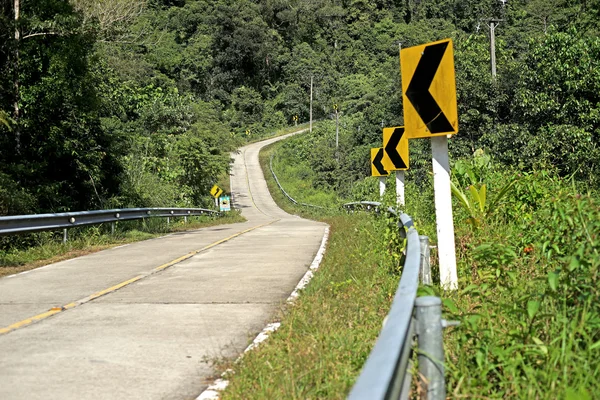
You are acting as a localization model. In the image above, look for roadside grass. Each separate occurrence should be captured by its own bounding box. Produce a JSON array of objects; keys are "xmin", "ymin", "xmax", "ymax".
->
[
  {"xmin": 0, "ymin": 211, "xmax": 245, "ymax": 278},
  {"xmin": 224, "ymin": 130, "xmax": 600, "ymax": 398},
  {"xmin": 438, "ymin": 169, "xmax": 600, "ymax": 398},
  {"xmin": 259, "ymin": 141, "xmax": 343, "ymax": 219},
  {"xmin": 220, "ymin": 212, "xmax": 399, "ymax": 399},
  {"xmin": 218, "ymin": 136, "xmax": 406, "ymax": 399}
]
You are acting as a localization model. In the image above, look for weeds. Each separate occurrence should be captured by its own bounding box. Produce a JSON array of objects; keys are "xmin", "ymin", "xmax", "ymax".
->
[{"xmin": 445, "ymin": 167, "xmax": 600, "ymax": 398}]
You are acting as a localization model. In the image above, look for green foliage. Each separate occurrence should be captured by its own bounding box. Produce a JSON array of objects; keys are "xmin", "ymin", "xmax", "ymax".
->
[
  {"xmin": 446, "ymin": 162, "xmax": 600, "ymax": 398},
  {"xmin": 0, "ymin": 110, "xmax": 12, "ymax": 130},
  {"xmin": 450, "ymin": 150, "xmax": 516, "ymax": 229}
]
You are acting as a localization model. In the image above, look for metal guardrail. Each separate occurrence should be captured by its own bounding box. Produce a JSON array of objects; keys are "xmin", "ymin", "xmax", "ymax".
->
[
  {"xmin": 0, "ymin": 208, "xmax": 220, "ymax": 241},
  {"xmin": 269, "ymin": 154, "xmax": 325, "ymax": 209},
  {"xmin": 344, "ymin": 201, "xmax": 450, "ymax": 400}
]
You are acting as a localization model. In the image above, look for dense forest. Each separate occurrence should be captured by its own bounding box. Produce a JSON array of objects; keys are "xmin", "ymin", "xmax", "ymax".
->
[{"xmin": 1, "ymin": 0, "xmax": 599, "ymax": 215}]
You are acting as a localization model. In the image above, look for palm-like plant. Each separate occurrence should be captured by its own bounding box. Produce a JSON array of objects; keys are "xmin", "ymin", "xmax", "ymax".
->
[{"xmin": 451, "ymin": 179, "xmax": 516, "ymax": 229}]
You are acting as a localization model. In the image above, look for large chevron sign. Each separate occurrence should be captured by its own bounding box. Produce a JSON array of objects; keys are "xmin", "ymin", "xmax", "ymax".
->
[{"xmin": 401, "ymin": 39, "xmax": 458, "ymax": 139}]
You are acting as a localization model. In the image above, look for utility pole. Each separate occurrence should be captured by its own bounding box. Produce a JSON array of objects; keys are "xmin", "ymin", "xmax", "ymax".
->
[
  {"xmin": 484, "ymin": 19, "xmax": 502, "ymax": 78},
  {"xmin": 309, "ymin": 76, "xmax": 313, "ymax": 133},
  {"xmin": 334, "ymin": 103, "xmax": 339, "ymax": 148}
]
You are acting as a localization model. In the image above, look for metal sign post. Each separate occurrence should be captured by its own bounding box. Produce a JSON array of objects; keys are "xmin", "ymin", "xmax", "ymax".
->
[
  {"xmin": 431, "ymin": 136, "xmax": 458, "ymax": 289},
  {"xmin": 400, "ymin": 39, "xmax": 459, "ymax": 290},
  {"xmin": 395, "ymin": 171, "xmax": 405, "ymax": 206}
]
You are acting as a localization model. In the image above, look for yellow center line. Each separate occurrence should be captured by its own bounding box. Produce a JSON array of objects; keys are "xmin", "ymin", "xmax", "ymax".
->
[{"xmin": 0, "ymin": 220, "xmax": 279, "ymax": 336}]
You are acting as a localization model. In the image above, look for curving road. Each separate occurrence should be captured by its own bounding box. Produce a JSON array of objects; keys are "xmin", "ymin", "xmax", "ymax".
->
[{"xmin": 0, "ymin": 131, "xmax": 327, "ymax": 400}]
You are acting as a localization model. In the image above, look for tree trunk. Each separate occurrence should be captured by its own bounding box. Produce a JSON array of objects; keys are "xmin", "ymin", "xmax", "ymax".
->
[{"xmin": 13, "ymin": 0, "xmax": 21, "ymax": 152}]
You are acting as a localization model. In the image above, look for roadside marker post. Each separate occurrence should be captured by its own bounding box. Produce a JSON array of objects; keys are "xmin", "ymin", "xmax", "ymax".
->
[
  {"xmin": 395, "ymin": 171, "xmax": 405, "ymax": 206},
  {"xmin": 382, "ymin": 126, "xmax": 409, "ymax": 207},
  {"xmin": 371, "ymin": 147, "xmax": 389, "ymax": 198},
  {"xmin": 431, "ymin": 136, "xmax": 458, "ymax": 289},
  {"xmin": 400, "ymin": 39, "xmax": 458, "ymax": 290}
]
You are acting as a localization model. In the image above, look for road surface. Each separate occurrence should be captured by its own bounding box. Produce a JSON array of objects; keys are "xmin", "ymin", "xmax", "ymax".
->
[{"xmin": 0, "ymin": 131, "xmax": 327, "ymax": 399}]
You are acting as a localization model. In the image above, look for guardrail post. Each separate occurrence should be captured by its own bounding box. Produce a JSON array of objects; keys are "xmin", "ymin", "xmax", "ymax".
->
[
  {"xmin": 184, "ymin": 216, "xmax": 187, "ymax": 224},
  {"xmin": 419, "ymin": 236, "xmax": 432, "ymax": 285},
  {"xmin": 111, "ymin": 222, "xmax": 115, "ymax": 235},
  {"xmin": 63, "ymin": 229, "xmax": 68, "ymax": 244},
  {"xmin": 166, "ymin": 217, "xmax": 170, "ymax": 226},
  {"xmin": 415, "ymin": 296, "xmax": 445, "ymax": 400}
]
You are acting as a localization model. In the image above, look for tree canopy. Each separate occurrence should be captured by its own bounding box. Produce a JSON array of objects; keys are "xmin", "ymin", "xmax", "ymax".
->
[{"xmin": 1, "ymin": 0, "xmax": 598, "ymax": 214}]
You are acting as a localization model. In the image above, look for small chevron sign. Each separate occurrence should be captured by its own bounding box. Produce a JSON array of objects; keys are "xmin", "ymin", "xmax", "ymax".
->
[
  {"xmin": 370, "ymin": 148, "xmax": 389, "ymax": 177},
  {"xmin": 383, "ymin": 126, "xmax": 409, "ymax": 171},
  {"xmin": 210, "ymin": 185, "xmax": 224, "ymax": 199}
]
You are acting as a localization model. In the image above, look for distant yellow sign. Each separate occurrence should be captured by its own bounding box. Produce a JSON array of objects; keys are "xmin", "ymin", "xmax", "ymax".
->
[
  {"xmin": 370, "ymin": 148, "xmax": 389, "ymax": 177},
  {"xmin": 401, "ymin": 39, "xmax": 458, "ymax": 139},
  {"xmin": 210, "ymin": 185, "xmax": 224, "ymax": 198},
  {"xmin": 382, "ymin": 126, "xmax": 409, "ymax": 171}
]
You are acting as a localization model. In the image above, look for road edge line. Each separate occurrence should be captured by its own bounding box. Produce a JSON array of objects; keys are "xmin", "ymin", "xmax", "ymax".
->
[{"xmin": 195, "ymin": 224, "xmax": 330, "ymax": 400}]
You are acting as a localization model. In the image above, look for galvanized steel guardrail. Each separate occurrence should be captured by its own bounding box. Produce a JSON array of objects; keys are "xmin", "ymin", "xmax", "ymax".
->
[
  {"xmin": 344, "ymin": 201, "xmax": 450, "ymax": 400},
  {"xmin": 269, "ymin": 154, "xmax": 325, "ymax": 209},
  {"xmin": 0, "ymin": 207, "xmax": 220, "ymax": 241}
]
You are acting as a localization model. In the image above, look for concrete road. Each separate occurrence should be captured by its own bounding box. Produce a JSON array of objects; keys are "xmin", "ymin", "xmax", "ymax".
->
[{"xmin": 0, "ymin": 131, "xmax": 327, "ymax": 400}]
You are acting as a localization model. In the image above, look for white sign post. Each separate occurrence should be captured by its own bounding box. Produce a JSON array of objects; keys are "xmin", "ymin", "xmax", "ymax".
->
[
  {"xmin": 431, "ymin": 136, "xmax": 458, "ymax": 290},
  {"xmin": 379, "ymin": 176, "xmax": 386, "ymax": 198},
  {"xmin": 395, "ymin": 171, "xmax": 405, "ymax": 207}
]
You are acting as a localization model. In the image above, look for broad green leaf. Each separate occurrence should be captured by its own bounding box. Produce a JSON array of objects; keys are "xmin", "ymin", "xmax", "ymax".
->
[
  {"xmin": 548, "ymin": 271, "xmax": 558, "ymax": 291},
  {"xmin": 479, "ymin": 184, "xmax": 487, "ymax": 213},
  {"xmin": 450, "ymin": 180, "xmax": 472, "ymax": 213},
  {"xmin": 487, "ymin": 179, "xmax": 517, "ymax": 216},
  {"xmin": 531, "ymin": 337, "xmax": 548, "ymax": 355},
  {"xmin": 566, "ymin": 387, "xmax": 591, "ymax": 400},
  {"xmin": 460, "ymin": 284, "xmax": 479, "ymax": 295},
  {"xmin": 469, "ymin": 185, "xmax": 481, "ymax": 211},
  {"xmin": 590, "ymin": 341, "xmax": 600, "ymax": 350},
  {"xmin": 442, "ymin": 298, "xmax": 460, "ymax": 314},
  {"xmin": 527, "ymin": 300, "xmax": 541, "ymax": 320}
]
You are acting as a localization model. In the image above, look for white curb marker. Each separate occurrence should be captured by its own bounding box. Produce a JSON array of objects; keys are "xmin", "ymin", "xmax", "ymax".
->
[{"xmin": 196, "ymin": 226, "xmax": 330, "ymax": 400}]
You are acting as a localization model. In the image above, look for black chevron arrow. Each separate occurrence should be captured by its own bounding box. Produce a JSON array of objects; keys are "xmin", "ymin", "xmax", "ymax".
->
[
  {"xmin": 373, "ymin": 148, "xmax": 388, "ymax": 176},
  {"xmin": 405, "ymin": 41, "xmax": 454, "ymax": 134},
  {"xmin": 385, "ymin": 127, "xmax": 407, "ymax": 169}
]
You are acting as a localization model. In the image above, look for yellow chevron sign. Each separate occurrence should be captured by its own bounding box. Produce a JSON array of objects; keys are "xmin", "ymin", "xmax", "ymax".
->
[
  {"xmin": 210, "ymin": 185, "xmax": 224, "ymax": 198},
  {"xmin": 382, "ymin": 126, "xmax": 409, "ymax": 171},
  {"xmin": 371, "ymin": 148, "xmax": 389, "ymax": 177},
  {"xmin": 401, "ymin": 39, "xmax": 458, "ymax": 139}
]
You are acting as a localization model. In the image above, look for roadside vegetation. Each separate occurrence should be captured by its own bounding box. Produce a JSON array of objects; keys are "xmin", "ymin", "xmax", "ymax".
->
[{"xmin": 219, "ymin": 125, "xmax": 600, "ymax": 398}]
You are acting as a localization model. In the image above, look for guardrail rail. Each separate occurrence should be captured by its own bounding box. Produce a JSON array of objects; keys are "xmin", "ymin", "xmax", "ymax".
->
[
  {"xmin": 344, "ymin": 201, "xmax": 452, "ymax": 400},
  {"xmin": 269, "ymin": 154, "xmax": 325, "ymax": 209},
  {"xmin": 0, "ymin": 207, "xmax": 220, "ymax": 242}
]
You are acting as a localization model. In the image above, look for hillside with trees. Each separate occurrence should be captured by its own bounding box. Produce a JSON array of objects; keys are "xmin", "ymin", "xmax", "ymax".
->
[
  {"xmin": 2, "ymin": 1, "xmax": 600, "ymax": 397},
  {"xmin": 1, "ymin": 0, "xmax": 598, "ymax": 215}
]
